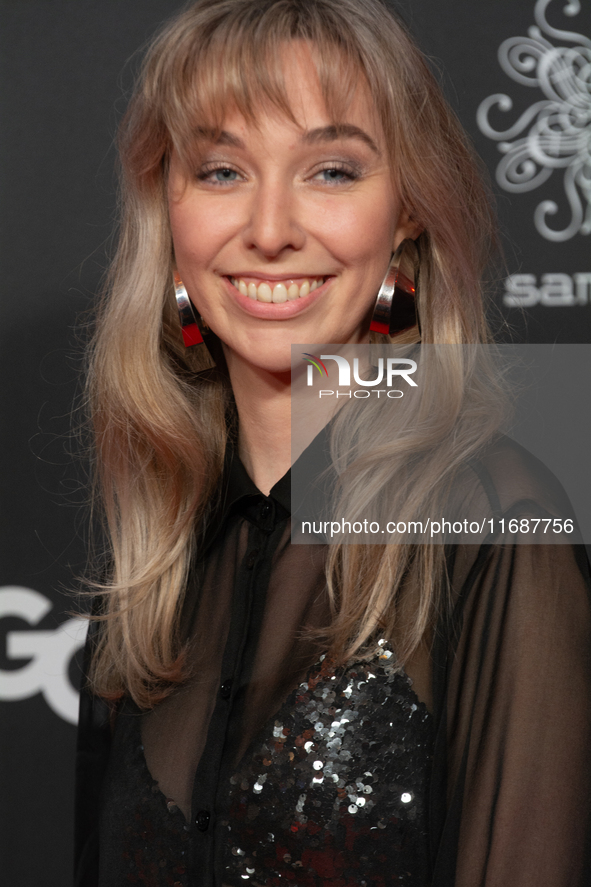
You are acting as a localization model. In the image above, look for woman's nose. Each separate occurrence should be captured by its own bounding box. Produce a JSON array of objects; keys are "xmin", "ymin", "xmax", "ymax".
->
[{"xmin": 242, "ymin": 178, "xmax": 305, "ymax": 257}]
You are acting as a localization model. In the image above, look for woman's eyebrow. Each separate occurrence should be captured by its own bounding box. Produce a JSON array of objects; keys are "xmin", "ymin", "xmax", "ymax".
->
[
  {"xmin": 302, "ymin": 124, "xmax": 380, "ymax": 155},
  {"xmin": 195, "ymin": 128, "xmax": 244, "ymax": 148},
  {"xmin": 196, "ymin": 124, "xmax": 380, "ymax": 154}
]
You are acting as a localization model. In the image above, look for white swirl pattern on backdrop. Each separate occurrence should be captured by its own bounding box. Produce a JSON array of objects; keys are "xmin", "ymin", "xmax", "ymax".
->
[{"xmin": 477, "ymin": 0, "xmax": 591, "ymax": 242}]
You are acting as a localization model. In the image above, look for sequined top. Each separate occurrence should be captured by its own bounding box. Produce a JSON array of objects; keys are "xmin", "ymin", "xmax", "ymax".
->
[{"xmin": 75, "ymin": 436, "xmax": 591, "ymax": 887}]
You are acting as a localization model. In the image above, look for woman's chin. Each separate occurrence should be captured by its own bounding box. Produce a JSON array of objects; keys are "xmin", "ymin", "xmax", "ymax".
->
[{"xmin": 221, "ymin": 340, "xmax": 295, "ymax": 378}]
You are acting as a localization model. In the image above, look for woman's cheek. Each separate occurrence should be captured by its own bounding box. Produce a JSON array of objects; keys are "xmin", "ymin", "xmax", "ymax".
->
[{"xmin": 311, "ymin": 196, "xmax": 398, "ymax": 268}]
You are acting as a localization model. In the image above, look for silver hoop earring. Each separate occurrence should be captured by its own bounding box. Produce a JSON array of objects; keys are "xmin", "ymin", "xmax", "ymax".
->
[
  {"xmin": 173, "ymin": 271, "xmax": 206, "ymax": 347},
  {"xmin": 172, "ymin": 271, "xmax": 217, "ymax": 368},
  {"xmin": 370, "ymin": 238, "xmax": 420, "ymax": 336}
]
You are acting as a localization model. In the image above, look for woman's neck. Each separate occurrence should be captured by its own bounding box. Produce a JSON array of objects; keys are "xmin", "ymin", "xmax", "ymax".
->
[{"xmin": 225, "ymin": 350, "xmax": 292, "ymax": 496}]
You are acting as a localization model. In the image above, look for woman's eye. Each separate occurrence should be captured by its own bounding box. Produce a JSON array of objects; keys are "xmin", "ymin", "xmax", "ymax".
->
[
  {"xmin": 313, "ymin": 165, "xmax": 359, "ymax": 185},
  {"xmin": 198, "ymin": 166, "xmax": 242, "ymax": 184}
]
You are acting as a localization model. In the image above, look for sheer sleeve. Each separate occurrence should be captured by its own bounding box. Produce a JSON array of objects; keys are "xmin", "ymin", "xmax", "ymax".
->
[{"xmin": 430, "ymin": 443, "xmax": 591, "ymax": 884}]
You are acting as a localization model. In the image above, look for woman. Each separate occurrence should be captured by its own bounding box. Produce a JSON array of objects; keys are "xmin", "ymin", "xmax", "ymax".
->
[{"xmin": 75, "ymin": 1, "xmax": 591, "ymax": 885}]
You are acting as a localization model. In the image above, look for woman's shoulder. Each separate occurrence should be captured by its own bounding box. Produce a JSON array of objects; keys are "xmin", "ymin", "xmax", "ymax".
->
[
  {"xmin": 440, "ymin": 433, "xmax": 590, "ymax": 618},
  {"xmin": 470, "ymin": 434, "xmax": 573, "ymax": 516},
  {"xmin": 452, "ymin": 433, "xmax": 577, "ymax": 535}
]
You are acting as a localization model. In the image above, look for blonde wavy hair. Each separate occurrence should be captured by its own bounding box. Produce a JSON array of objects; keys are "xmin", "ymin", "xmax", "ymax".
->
[{"xmin": 87, "ymin": 0, "xmax": 498, "ymax": 707}]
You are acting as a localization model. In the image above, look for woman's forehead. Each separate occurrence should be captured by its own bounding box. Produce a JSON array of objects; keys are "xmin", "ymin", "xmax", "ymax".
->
[
  {"xmin": 176, "ymin": 45, "xmax": 382, "ymax": 153},
  {"xmin": 170, "ymin": 38, "xmax": 375, "ymax": 142}
]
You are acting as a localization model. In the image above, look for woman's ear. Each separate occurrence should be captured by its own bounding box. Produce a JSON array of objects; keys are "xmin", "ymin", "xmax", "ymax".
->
[{"xmin": 393, "ymin": 207, "xmax": 423, "ymax": 250}]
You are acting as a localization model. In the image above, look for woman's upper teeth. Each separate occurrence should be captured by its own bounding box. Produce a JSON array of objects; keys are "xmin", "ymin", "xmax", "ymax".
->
[{"xmin": 231, "ymin": 277, "xmax": 324, "ymax": 303}]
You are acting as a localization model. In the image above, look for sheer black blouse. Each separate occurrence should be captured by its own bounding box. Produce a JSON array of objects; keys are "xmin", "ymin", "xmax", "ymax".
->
[{"xmin": 75, "ymin": 436, "xmax": 591, "ymax": 886}]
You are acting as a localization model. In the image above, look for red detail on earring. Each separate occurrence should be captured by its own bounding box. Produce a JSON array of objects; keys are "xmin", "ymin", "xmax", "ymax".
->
[
  {"xmin": 369, "ymin": 317, "xmax": 390, "ymax": 335},
  {"xmin": 181, "ymin": 323, "xmax": 204, "ymax": 348}
]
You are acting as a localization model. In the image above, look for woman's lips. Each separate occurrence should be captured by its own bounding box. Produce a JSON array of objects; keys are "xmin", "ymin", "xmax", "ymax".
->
[{"xmin": 223, "ymin": 275, "xmax": 332, "ymax": 318}]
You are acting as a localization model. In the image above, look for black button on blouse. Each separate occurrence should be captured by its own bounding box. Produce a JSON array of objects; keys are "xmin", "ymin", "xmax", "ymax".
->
[{"xmin": 219, "ymin": 679, "xmax": 233, "ymax": 699}]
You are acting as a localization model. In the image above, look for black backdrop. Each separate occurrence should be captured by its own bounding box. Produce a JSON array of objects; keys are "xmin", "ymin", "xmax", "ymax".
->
[{"xmin": 0, "ymin": 1, "xmax": 589, "ymax": 884}]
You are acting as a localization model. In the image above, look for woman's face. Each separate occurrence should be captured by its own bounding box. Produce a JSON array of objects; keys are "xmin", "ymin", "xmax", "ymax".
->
[{"xmin": 168, "ymin": 43, "xmax": 419, "ymax": 375}]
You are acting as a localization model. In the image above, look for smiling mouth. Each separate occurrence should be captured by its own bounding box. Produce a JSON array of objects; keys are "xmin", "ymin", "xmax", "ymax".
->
[{"xmin": 229, "ymin": 276, "xmax": 326, "ymax": 303}]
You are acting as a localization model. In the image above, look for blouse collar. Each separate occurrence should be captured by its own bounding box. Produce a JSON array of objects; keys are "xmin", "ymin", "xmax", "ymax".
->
[{"xmin": 201, "ymin": 420, "xmax": 334, "ymax": 552}]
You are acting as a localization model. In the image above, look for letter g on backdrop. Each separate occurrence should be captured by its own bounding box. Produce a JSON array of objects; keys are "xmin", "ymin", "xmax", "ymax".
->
[{"xmin": 0, "ymin": 586, "xmax": 87, "ymax": 725}]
